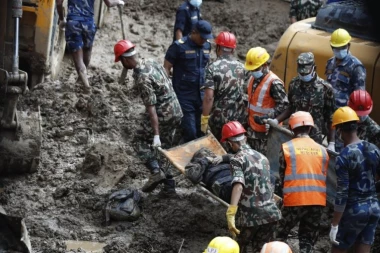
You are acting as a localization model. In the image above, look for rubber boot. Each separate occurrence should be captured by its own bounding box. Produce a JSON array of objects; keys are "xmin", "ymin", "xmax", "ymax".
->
[
  {"xmin": 142, "ymin": 159, "xmax": 165, "ymax": 193},
  {"xmin": 78, "ymin": 68, "xmax": 91, "ymax": 94},
  {"xmin": 160, "ymin": 177, "xmax": 176, "ymax": 197}
]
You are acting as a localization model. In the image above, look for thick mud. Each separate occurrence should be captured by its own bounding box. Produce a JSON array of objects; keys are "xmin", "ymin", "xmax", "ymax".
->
[{"xmin": 1, "ymin": 0, "xmax": 334, "ymax": 252}]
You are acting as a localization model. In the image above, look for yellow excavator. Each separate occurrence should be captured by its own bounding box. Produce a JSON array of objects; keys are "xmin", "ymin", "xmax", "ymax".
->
[
  {"xmin": 0, "ymin": 0, "xmax": 109, "ymax": 175},
  {"xmin": 271, "ymin": 0, "xmax": 380, "ymax": 123}
]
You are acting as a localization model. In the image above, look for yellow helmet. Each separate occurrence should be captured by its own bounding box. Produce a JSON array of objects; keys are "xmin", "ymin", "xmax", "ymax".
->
[
  {"xmin": 330, "ymin": 28, "xmax": 351, "ymax": 47},
  {"xmin": 203, "ymin": 236, "xmax": 239, "ymax": 253},
  {"xmin": 260, "ymin": 241, "xmax": 293, "ymax": 253},
  {"xmin": 332, "ymin": 106, "xmax": 359, "ymax": 128},
  {"xmin": 244, "ymin": 47, "xmax": 270, "ymax": 71}
]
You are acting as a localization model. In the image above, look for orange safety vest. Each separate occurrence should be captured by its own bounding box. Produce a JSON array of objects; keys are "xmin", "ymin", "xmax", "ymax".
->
[
  {"xmin": 247, "ymin": 71, "xmax": 284, "ymax": 132},
  {"xmin": 282, "ymin": 138, "xmax": 329, "ymax": 207}
]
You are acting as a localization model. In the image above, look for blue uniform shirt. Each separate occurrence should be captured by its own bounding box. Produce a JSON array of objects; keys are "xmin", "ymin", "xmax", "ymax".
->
[
  {"xmin": 334, "ymin": 140, "xmax": 380, "ymax": 212},
  {"xmin": 173, "ymin": 1, "xmax": 201, "ymax": 41},
  {"xmin": 165, "ymin": 36, "xmax": 211, "ymax": 100},
  {"xmin": 325, "ymin": 52, "xmax": 366, "ymax": 108},
  {"xmin": 67, "ymin": 0, "xmax": 95, "ymax": 21}
]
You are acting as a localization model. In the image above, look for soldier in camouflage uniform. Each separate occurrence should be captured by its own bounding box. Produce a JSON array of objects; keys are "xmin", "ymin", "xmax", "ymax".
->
[
  {"xmin": 275, "ymin": 111, "xmax": 329, "ymax": 253},
  {"xmin": 274, "ymin": 52, "xmax": 336, "ymax": 148},
  {"xmin": 221, "ymin": 121, "xmax": 281, "ymax": 253},
  {"xmin": 326, "ymin": 28, "xmax": 366, "ymax": 152},
  {"xmin": 114, "ymin": 40, "xmax": 183, "ymax": 194},
  {"xmin": 289, "ymin": 0, "xmax": 323, "ymax": 23},
  {"xmin": 329, "ymin": 106, "xmax": 380, "ymax": 252},
  {"xmin": 201, "ymin": 31, "xmax": 247, "ymax": 141}
]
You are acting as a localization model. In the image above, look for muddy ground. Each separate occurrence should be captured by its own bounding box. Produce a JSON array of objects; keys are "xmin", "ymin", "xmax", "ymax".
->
[{"xmin": 1, "ymin": 0, "xmax": 334, "ymax": 252}]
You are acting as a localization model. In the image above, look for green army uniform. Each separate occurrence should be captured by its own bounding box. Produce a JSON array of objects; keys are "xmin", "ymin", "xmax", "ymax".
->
[
  {"xmin": 287, "ymin": 76, "xmax": 335, "ymax": 144},
  {"xmin": 357, "ymin": 116, "xmax": 380, "ymax": 148},
  {"xmin": 289, "ymin": 0, "xmax": 323, "ymax": 21},
  {"xmin": 230, "ymin": 144, "xmax": 282, "ymax": 253},
  {"xmin": 132, "ymin": 59, "xmax": 183, "ymax": 185},
  {"xmin": 247, "ymin": 69, "xmax": 289, "ymax": 155},
  {"xmin": 203, "ymin": 54, "xmax": 247, "ymax": 141}
]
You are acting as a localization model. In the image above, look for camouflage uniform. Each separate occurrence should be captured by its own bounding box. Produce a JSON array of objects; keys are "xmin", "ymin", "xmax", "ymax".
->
[
  {"xmin": 288, "ymin": 75, "xmax": 335, "ymax": 144},
  {"xmin": 289, "ymin": 0, "xmax": 323, "ymax": 21},
  {"xmin": 247, "ymin": 69, "xmax": 289, "ymax": 155},
  {"xmin": 357, "ymin": 116, "xmax": 380, "ymax": 148},
  {"xmin": 202, "ymin": 54, "xmax": 248, "ymax": 141},
  {"xmin": 230, "ymin": 144, "xmax": 282, "ymax": 252},
  {"xmin": 132, "ymin": 59, "xmax": 183, "ymax": 173},
  {"xmin": 276, "ymin": 147, "xmax": 325, "ymax": 253},
  {"xmin": 333, "ymin": 141, "xmax": 380, "ymax": 250}
]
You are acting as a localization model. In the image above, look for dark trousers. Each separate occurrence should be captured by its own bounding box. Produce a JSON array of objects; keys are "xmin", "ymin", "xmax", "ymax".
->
[
  {"xmin": 238, "ymin": 221, "xmax": 277, "ymax": 253},
  {"xmin": 179, "ymin": 98, "xmax": 202, "ymax": 143}
]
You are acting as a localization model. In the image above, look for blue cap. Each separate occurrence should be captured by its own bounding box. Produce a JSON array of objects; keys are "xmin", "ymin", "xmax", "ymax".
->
[{"xmin": 194, "ymin": 20, "xmax": 213, "ymax": 39}]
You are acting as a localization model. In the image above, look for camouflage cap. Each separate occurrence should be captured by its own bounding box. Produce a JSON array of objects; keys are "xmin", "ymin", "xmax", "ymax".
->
[{"xmin": 297, "ymin": 52, "xmax": 315, "ymax": 74}]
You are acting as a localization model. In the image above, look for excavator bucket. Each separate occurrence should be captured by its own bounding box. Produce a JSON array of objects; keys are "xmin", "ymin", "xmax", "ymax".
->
[
  {"xmin": 0, "ymin": 0, "xmax": 42, "ymax": 174},
  {"xmin": 266, "ymin": 122, "xmax": 338, "ymax": 204}
]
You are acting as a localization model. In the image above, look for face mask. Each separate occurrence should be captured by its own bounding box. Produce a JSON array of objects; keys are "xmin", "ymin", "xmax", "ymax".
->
[
  {"xmin": 359, "ymin": 115, "xmax": 368, "ymax": 122},
  {"xmin": 333, "ymin": 48, "xmax": 348, "ymax": 60},
  {"xmin": 251, "ymin": 70, "xmax": 263, "ymax": 79},
  {"xmin": 189, "ymin": 0, "xmax": 202, "ymax": 8},
  {"xmin": 299, "ymin": 71, "xmax": 314, "ymax": 82}
]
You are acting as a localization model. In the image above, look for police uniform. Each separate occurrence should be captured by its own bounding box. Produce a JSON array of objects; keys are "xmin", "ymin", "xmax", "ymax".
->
[
  {"xmin": 132, "ymin": 59, "xmax": 183, "ymax": 176},
  {"xmin": 333, "ymin": 141, "xmax": 380, "ymax": 250},
  {"xmin": 276, "ymin": 136, "xmax": 329, "ymax": 253},
  {"xmin": 202, "ymin": 54, "xmax": 247, "ymax": 141},
  {"xmin": 65, "ymin": 0, "xmax": 97, "ymax": 52},
  {"xmin": 231, "ymin": 144, "xmax": 282, "ymax": 253},
  {"xmin": 165, "ymin": 32, "xmax": 211, "ymax": 142},
  {"xmin": 173, "ymin": 1, "xmax": 201, "ymax": 41}
]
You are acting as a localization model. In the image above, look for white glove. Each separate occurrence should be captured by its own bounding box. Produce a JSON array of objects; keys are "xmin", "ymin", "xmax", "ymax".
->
[
  {"xmin": 327, "ymin": 142, "xmax": 335, "ymax": 152},
  {"xmin": 152, "ymin": 135, "xmax": 161, "ymax": 147},
  {"xmin": 265, "ymin": 118, "xmax": 278, "ymax": 133},
  {"xmin": 118, "ymin": 0, "xmax": 125, "ymax": 6},
  {"xmin": 329, "ymin": 224, "xmax": 339, "ymax": 245},
  {"xmin": 206, "ymin": 156, "xmax": 223, "ymax": 165},
  {"xmin": 58, "ymin": 18, "xmax": 66, "ymax": 31}
]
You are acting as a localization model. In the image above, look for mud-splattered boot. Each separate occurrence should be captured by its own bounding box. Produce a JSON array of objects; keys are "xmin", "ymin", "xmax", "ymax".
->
[
  {"xmin": 159, "ymin": 177, "xmax": 176, "ymax": 197},
  {"xmin": 142, "ymin": 160, "xmax": 165, "ymax": 193}
]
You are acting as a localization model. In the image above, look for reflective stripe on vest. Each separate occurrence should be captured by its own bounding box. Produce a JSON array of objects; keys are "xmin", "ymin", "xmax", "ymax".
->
[
  {"xmin": 247, "ymin": 71, "xmax": 283, "ymax": 132},
  {"xmin": 282, "ymin": 138, "xmax": 328, "ymax": 207}
]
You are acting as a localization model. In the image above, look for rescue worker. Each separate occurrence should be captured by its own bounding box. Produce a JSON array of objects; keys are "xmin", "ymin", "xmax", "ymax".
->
[
  {"xmin": 348, "ymin": 90, "xmax": 380, "ymax": 253},
  {"xmin": 329, "ymin": 106, "xmax": 380, "ymax": 253},
  {"xmin": 173, "ymin": 0, "xmax": 202, "ymax": 41},
  {"xmin": 272, "ymin": 52, "xmax": 335, "ymax": 149},
  {"xmin": 203, "ymin": 236, "xmax": 239, "ymax": 253},
  {"xmin": 56, "ymin": 0, "xmax": 124, "ymax": 93},
  {"xmin": 164, "ymin": 20, "xmax": 212, "ymax": 143},
  {"xmin": 348, "ymin": 90, "xmax": 380, "ymax": 148},
  {"xmin": 114, "ymin": 40, "xmax": 183, "ymax": 194},
  {"xmin": 261, "ymin": 241, "xmax": 293, "ymax": 253},
  {"xmin": 222, "ymin": 121, "xmax": 281, "ymax": 252},
  {"xmin": 185, "ymin": 147, "xmax": 233, "ymax": 202},
  {"xmin": 289, "ymin": 0, "xmax": 323, "ymax": 24},
  {"xmin": 326, "ymin": 28, "xmax": 366, "ymax": 108},
  {"xmin": 201, "ymin": 31, "xmax": 247, "ymax": 141},
  {"xmin": 326, "ymin": 28, "xmax": 366, "ymax": 152},
  {"xmin": 245, "ymin": 47, "xmax": 289, "ymax": 155},
  {"xmin": 275, "ymin": 111, "xmax": 329, "ymax": 253}
]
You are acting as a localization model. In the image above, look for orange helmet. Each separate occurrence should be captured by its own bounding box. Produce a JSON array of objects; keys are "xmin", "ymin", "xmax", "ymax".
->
[
  {"xmin": 348, "ymin": 90, "xmax": 373, "ymax": 116},
  {"xmin": 220, "ymin": 121, "xmax": 246, "ymax": 142},
  {"xmin": 260, "ymin": 241, "xmax": 292, "ymax": 253},
  {"xmin": 288, "ymin": 111, "xmax": 314, "ymax": 130},
  {"xmin": 114, "ymin": 40, "xmax": 136, "ymax": 62}
]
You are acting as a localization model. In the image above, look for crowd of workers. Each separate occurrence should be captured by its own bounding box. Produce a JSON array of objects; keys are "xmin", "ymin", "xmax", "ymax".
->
[{"xmin": 56, "ymin": 0, "xmax": 380, "ymax": 252}]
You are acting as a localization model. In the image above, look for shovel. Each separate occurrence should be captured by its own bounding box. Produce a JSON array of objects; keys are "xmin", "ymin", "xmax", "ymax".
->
[{"xmin": 118, "ymin": 4, "xmax": 128, "ymax": 84}]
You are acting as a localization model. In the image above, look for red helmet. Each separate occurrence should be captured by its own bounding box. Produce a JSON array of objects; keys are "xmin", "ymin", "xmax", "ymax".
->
[
  {"xmin": 114, "ymin": 40, "xmax": 136, "ymax": 62},
  {"xmin": 348, "ymin": 90, "xmax": 373, "ymax": 116},
  {"xmin": 220, "ymin": 121, "xmax": 246, "ymax": 142},
  {"xmin": 215, "ymin": 31, "xmax": 237, "ymax": 49}
]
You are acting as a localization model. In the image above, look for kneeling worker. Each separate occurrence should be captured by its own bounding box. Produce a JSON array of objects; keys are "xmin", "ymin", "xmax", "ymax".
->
[{"xmin": 114, "ymin": 40, "xmax": 183, "ymax": 194}]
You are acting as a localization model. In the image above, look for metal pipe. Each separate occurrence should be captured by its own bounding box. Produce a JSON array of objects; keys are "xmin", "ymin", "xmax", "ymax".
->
[{"xmin": 12, "ymin": 17, "xmax": 19, "ymax": 73}]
